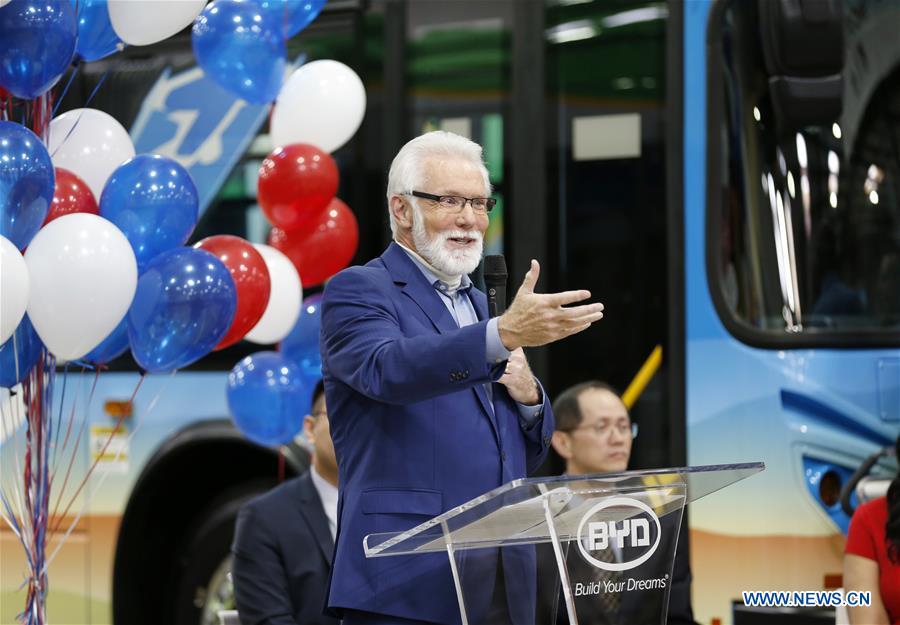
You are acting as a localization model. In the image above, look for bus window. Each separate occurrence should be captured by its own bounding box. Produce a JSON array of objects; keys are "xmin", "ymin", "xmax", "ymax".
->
[
  {"xmin": 545, "ymin": 0, "xmax": 669, "ymax": 403},
  {"xmin": 405, "ymin": 1, "xmax": 513, "ymax": 257},
  {"xmin": 710, "ymin": 0, "xmax": 900, "ymax": 342}
]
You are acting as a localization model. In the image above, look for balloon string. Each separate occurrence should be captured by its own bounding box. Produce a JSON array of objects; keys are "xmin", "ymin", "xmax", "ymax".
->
[
  {"xmin": 31, "ymin": 92, "xmax": 53, "ymax": 142},
  {"xmin": 48, "ymin": 373, "xmax": 145, "ymax": 537},
  {"xmin": 1, "ymin": 382, "xmax": 34, "ymax": 552},
  {"xmin": 36, "ymin": 359, "xmax": 52, "ymax": 625},
  {"xmin": 23, "ymin": 372, "xmax": 33, "ymax": 545},
  {"xmin": 45, "ymin": 370, "xmax": 175, "ymax": 573},
  {"xmin": 84, "ymin": 69, "xmax": 109, "ymax": 108},
  {"xmin": 49, "ymin": 68, "xmax": 110, "ymax": 159},
  {"xmin": 47, "ymin": 367, "xmax": 97, "ymax": 524},
  {"xmin": 2, "ymin": 385, "xmax": 32, "ymax": 565},
  {"xmin": 0, "ymin": 87, "xmax": 11, "ymax": 121},
  {"xmin": 0, "ymin": 488, "xmax": 24, "ymax": 541},
  {"xmin": 49, "ymin": 362, "xmax": 70, "ymax": 470},
  {"xmin": 52, "ymin": 366, "xmax": 95, "ymax": 475},
  {"xmin": 22, "ymin": 354, "xmax": 49, "ymax": 625},
  {"xmin": 51, "ymin": 60, "xmax": 81, "ymax": 119},
  {"xmin": 36, "ymin": 354, "xmax": 53, "ymax": 625}
]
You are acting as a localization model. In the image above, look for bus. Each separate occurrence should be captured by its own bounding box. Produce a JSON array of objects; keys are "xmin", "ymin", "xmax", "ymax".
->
[{"xmin": 1, "ymin": 1, "xmax": 897, "ymax": 624}]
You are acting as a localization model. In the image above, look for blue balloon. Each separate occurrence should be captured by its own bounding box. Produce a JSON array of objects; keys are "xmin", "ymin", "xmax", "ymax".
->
[
  {"xmin": 0, "ymin": 316, "xmax": 44, "ymax": 388},
  {"xmin": 261, "ymin": 0, "xmax": 326, "ymax": 38},
  {"xmin": 281, "ymin": 292, "xmax": 322, "ymax": 377},
  {"xmin": 100, "ymin": 154, "xmax": 199, "ymax": 273},
  {"xmin": 72, "ymin": 0, "xmax": 123, "ymax": 62},
  {"xmin": 0, "ymin": 0, "xmax": 76, "ymax": 98},
  {"xmin": 227, "ymin": 351, "xmax": 308, "ymax": 446},
  {"xmin": 0, "ymin": 122, "xmax": 54, "ymax": 251},
  {"xmin": 82, "ymin": 318, "xmax": 129, "ymax": 365},
  {"xmin": 192, "ymin": 0, "xmax": 286, "ymax": 104},
  {"xmin": 128, "ymin": 248, "xmax": 237, "ymax": 373},
  {"xmin": 280, "ymin": 293, "xmax": 322, "ymax": 413}
]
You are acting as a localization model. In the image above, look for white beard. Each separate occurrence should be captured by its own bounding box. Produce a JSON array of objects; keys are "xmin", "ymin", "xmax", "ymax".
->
[{"xmin": 411, "ymin": 205, "xmax": 484, "ymax": 276}]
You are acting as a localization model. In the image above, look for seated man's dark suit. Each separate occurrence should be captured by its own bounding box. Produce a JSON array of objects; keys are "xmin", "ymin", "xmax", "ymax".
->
[{"xmin": 232, "ymin": 472, "xmax": 339, "ymax": 625}]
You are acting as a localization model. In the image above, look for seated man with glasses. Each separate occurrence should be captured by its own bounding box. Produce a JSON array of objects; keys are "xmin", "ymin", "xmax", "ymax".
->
[
  {"xmin": 548, "ymin": 381, "xmax": 699, "ymax": 625},
  {"xmin": 551, "ymin": 382, "xmax": 638, "ymax": 476}
]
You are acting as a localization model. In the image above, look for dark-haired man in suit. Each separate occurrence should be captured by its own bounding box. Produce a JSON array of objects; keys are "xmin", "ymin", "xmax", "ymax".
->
[
  {"xmin": 232, "ymin": 380, "xmax": 339, "ymax": 625},
  {"xmin": 548, "ymin": 381, "xmax": 699, "ymax": 625}
]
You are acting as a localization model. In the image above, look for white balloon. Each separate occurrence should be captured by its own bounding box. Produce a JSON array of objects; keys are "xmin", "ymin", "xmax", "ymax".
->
[
  {"xmin": 271, "ymin": 60, "xmax": 367, "ymax": 153},
  {"xmin": 24, "ymin": 214, "xmax": 137, "ymax": 361},
  {"xmin": 109, "ymin": 0, "xmax": 207, "ymax": 46},
  {"xmin": 0, "ymin": 236, "xmax": 29, "ymax": 345},
  {"xmin": 244, "ymin": 244, "xmax": 302, "ymax": 344},
  {"xmin": 48, "ymin": 108, "xmax": 136, "ymax": 201}
]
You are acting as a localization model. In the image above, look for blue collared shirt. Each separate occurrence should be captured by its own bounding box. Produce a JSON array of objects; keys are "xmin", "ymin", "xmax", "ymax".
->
[{"xmin": 397, "ymin": 245, "xmax": 543, "ymax": 428}]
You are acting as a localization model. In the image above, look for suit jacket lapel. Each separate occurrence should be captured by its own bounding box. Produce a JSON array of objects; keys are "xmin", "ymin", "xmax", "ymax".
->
[
  {"xmin": 468, "ymin": 290, "xmax": 498, "ymax": 420},
  {"xmin": 296, "ymin": 472, "xmax": 334, "ymax": 566},
  {"xmin": 380, "ymin": 243, "xmax": 458, "ymax": 334},
  {"xmin": 381, "ymin": 244, "xmax": 501, "ymax": 440}
]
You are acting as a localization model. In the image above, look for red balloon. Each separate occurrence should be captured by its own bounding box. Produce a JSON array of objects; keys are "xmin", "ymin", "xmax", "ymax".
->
[
  {"xmin": 194, "ymin": 235, "xmax": 272, "ymax": 349},
  {"xmin": 269, "ymin": 198, "xmax": 358, "ymax": 288},
  {"xmin": 257, "ymin": 143, "xmax": 339, "ymax": 233},
  {"xmin": 44, "ymin": 168, "xmax": 99, "ymax": 225}
]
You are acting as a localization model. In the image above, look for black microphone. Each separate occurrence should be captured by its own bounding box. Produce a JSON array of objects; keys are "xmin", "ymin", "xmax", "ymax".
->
[{"xmin": 483, "ymin": 255, "xmax": 508, "ymax": 318}]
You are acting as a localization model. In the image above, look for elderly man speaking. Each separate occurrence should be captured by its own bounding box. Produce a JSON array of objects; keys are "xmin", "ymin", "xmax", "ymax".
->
[{"xmin": 320, "ymin": 131, "xmax": 604, "ymax": 625}]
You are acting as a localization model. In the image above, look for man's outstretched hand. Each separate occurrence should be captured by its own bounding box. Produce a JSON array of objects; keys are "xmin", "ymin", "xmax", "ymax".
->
[{"xmin": 497, "ymin": 260, "xmax": 604, "ymax": 351}]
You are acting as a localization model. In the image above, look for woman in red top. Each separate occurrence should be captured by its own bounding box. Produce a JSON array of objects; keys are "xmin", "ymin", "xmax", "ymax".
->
[{"xmin": 844, "ymin": 435, "xmax": 900, "ymax": 625}]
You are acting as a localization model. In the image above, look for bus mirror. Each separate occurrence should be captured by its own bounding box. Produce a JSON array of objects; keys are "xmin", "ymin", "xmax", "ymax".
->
[{"xmin": 757, "ymin": 0, "xmax": 844, "ymax": 133}]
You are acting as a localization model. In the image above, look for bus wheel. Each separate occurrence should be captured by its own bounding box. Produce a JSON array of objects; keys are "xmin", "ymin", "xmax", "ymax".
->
[{"xmin": 167, "ymin": 481, "xmax": 274, "ymax": 625}]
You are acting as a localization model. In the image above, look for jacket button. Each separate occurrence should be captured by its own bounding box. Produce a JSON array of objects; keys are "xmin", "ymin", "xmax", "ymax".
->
[
  {"xmin": 501, "ymin": 451, "xmax": 507, "ymax": 462},
  {"xmin": 449, "ymin": 373, "xmax": 456, "ymax": 381},
  {"xmin": 463, "ymin": 369, "xmax": 469, "ymax": 378}
]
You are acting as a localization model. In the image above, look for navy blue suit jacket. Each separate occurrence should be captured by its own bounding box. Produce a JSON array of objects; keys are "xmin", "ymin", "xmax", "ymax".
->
[
  {"xmin": 320, "ymin": 243, "xmax": 555, "ymax": 624},
  {"xmin": 232, "ymin": 472, "xmax": 338, "ymax": 625}
]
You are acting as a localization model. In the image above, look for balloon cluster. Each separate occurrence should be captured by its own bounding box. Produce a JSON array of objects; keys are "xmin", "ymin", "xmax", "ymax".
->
[
  {"xmin": 0, "ymin": 0, "xmax": 210, "ymax": 101},
  {"xmin": 260, "ymin": 144, "xmax": 359, "ymax": 288},
  {"xmin": 193, "ymin": 3, "xmax": 366, "ymax": 446},
  {"xmin": 190, "ymin": 1, "xmax": 364, "ymax": 288},
  {"xmin": 225, "ymin": 158, "xmax": 342, "ymax": 445},
  {"xmin": 0, "ymin": 0, "xmax": 361, "ymax": 449},
  {"xmin": 0, "ymin": 113, "xmax": 246, "ymax": 375}
]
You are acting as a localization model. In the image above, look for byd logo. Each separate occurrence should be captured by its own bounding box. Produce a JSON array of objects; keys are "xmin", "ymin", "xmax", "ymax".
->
[{"xmin": 576, "ymin": 497, "xmax": 661, "ymax": 571}]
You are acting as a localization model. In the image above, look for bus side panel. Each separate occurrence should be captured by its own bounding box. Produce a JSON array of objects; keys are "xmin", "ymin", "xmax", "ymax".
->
[{"xmin": 0, "ymin": 371, "xmax": 229, "ymax": 624}]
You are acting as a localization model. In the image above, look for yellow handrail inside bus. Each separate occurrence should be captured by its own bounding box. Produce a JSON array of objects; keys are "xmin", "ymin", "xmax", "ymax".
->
[{"xmin": 622, "ymin": 344, "xmax": 662, "ymax": 410}]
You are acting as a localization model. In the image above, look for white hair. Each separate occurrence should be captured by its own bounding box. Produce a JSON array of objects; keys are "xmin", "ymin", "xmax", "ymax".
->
[{"xmin": 386, "ymin": 131, "xmax": 491, "ymax": 237}]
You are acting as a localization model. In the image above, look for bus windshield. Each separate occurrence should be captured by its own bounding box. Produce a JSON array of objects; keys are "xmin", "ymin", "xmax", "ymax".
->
[{"xmin": 712, "ymin": 0, "xmax": 900, "ymax": 338}]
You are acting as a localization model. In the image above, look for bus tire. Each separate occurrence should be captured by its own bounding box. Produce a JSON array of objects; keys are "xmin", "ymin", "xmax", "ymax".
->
[{"xmin": 166, "ymin": 480, "xmax": 275, "ymax": 625}]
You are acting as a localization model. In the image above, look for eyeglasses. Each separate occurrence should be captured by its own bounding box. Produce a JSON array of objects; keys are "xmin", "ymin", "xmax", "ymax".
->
[
  {"xmin": 564, "ymin": 422, "xmax": 638, "ymax": 439},
  {"xmin": 408, "ymin": 190, "xmax": 497, "ymax": 214}
]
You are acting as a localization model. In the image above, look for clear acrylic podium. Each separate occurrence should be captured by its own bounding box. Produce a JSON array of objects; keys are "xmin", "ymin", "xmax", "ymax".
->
[{"xmin": 364, "ymin": 463, "xmax": 764, "ymax": 625}]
